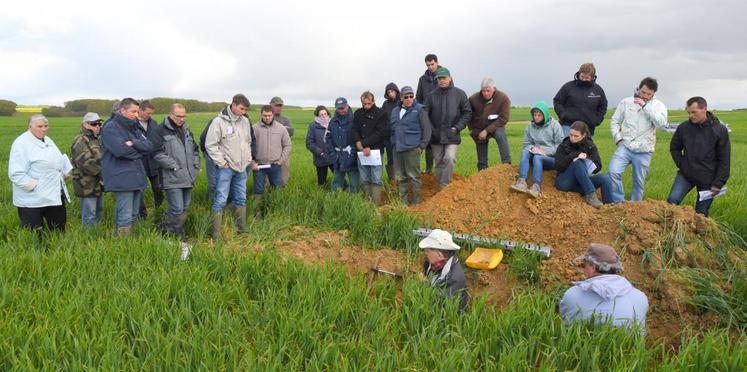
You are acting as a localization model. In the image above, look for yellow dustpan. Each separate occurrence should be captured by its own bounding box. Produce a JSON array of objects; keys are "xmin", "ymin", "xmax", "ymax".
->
[{"xmin": 465, "ymin": 247, "xmax": 504, "ymax": 270}]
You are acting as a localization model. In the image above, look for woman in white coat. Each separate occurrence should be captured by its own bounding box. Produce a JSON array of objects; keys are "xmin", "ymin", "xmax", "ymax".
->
[{"xmin": 8, "ymin": 114, "xmax": 70, "ymax": 232}]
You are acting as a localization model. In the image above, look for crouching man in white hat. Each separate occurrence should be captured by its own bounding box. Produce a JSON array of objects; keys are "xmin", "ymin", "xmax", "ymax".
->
[
  {"xmin": 419, "ymin": 229, "xmax": 469, "ymax": 311},
  {"xmin": 559, "ymin": 243, "xmax": 649, "ymax": 335}
]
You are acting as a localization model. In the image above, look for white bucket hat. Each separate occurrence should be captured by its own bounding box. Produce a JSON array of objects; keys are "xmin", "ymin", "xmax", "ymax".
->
[{"xmin": 418, "ymin": 229, "xmax": 460, "ymax": 251}]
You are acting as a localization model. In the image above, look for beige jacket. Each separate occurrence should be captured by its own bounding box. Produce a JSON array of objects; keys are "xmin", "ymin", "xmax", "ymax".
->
[
  {"xmin": 253, "ymin": 120, "xmax": 291, "ymax": 165},
  {"xmin": 205, "ymin": 106, "xmax": 253, "ymax": 172}
]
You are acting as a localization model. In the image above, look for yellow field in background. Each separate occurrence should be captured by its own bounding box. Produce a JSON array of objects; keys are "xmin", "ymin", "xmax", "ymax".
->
[{"xmin": 15, "ymin": 107, "xmax": 44, "ymax": 113}]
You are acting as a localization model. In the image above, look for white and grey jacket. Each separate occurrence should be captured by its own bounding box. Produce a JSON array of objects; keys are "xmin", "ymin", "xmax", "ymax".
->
[{"xmin": 610, "ymin": 97, "xmax": 667, "ymax": 153}]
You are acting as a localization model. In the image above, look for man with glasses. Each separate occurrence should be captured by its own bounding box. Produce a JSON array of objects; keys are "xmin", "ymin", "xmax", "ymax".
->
[
  {"xmin": 468, "ymin": 77, "xmax": 512, "ymax": 170},
  {"xmin": 270, "ymin": 96, "xmax": 294, "ymax": 186},
  {"xmin": 71, "ymin": 112, "xmax": 104, "ymax": 227},
  {"xmin": 389, "ymin": 86, "xmax": 431, "ymax": 205},
  {"xmin": 421, "ymin": 67, "xmax": 472, "ymax": 190},
  {"xmin": 151, "ymin": 104, "xmax": 200, "ymax": 237}
]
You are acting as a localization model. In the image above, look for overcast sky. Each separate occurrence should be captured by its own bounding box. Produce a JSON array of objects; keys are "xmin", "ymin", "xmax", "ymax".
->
[{"xmin": 2, "ymin": 0, "xmax": 746, "ymax": 110}]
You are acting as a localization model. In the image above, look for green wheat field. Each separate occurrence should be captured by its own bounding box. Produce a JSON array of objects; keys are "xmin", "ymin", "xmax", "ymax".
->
[{"xmin": 0, "ymin": 108, "xmax": 745, "ymax": 370}]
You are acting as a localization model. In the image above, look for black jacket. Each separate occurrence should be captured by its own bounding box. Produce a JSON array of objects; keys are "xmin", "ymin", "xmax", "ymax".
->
[
  {"xmin": 381, "ymin": 82, "xmax": 401, "ymax": 121},
  {"xmin": 553, "ymin": 74, "xmax": 608, "ymax": 131},
  {"xmin": 423, "ymin": 256, "xmax": 469, "ymax": 311},
  {"xmin": 670, "ymin": 112, "xmax": 731, "ymax": 188},
  {"xmin": 352, "ymin": 105, "xmax": 388, "ymax": 150},
  {"xmin": 554, "ymin": 136, "xmax": 603, "ymax": 174},
  {"xmin": 422, "ymin": 81, "xmax": 472, "ymax": 145},
  {"xmin": 416, "ymin": 69, "xmax": 438, "ymax": 104},
  {"xmin": 138, "ymin": 118, "xmax": 161, "ymax": 178}
]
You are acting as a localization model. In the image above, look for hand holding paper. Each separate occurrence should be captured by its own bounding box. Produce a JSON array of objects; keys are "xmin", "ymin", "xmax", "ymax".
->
[
  {"xmin": 357, "ymin": 149, "xmax": 382, "ymax": 166},
  {"xmin": 62, "ymin": 154, "xmax": 73, "ymax": 176},
  {"xmin": 698, "ymin": 187, "xmax": 727, "ymax": 202}
]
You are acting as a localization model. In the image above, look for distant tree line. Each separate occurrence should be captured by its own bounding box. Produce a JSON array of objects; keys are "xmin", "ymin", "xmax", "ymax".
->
[
  {"xmin": 0, "ymin": 100, "xmax": 17, "ymax": 116},
  {"xmin": 41, "ymin": 98, "xmax": 229, "ymax": 117}
]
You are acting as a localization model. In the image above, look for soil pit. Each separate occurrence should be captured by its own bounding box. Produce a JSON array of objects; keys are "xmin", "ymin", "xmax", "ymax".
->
[{"xmin": 236, "ymin": 165, "xmax": 739, "ymax": 346}]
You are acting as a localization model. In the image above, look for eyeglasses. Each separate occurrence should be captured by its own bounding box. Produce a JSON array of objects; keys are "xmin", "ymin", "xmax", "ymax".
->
[
  {"xmin": 173, "ymin": 115, "xmax": 186, "ymax": 119},
  {"xmin": 402, "ymin": 95, "xmax": 414, "ymax": 100},
  {"xmin": 87, "ymin": 122, "xmax": 102, "ymax": 127}
]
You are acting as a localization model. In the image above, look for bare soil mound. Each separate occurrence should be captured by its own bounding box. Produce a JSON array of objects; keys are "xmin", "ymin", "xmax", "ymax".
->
[{"xmin": 410, "ymin": 164, "xmax": 741, "ymax": 343}]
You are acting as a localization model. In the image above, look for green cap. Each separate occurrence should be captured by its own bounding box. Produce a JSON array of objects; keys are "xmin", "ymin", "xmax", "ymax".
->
[
  {"xmin": 434, "ymin": 67, "xmax": 450, "ymax": 78},
  {"xmin": 269, "ymin": 96, "xmax": 284, "ymax": 105}
]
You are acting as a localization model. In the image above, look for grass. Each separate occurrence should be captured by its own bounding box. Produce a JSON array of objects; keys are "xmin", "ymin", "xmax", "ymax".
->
[
  {"xmin": 0, "ymin": 108, "xmax": 746, "ymax": 368},
  {"xmin": 1, "ymin": 233, "xmax": 745, "ymax": 369}
]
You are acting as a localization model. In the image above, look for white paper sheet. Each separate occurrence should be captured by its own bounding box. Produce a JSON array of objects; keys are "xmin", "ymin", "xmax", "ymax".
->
[
  {"xmin": 698, "ymin": 187, "xmax": 727, "ymax": 201},
  {"xmin": 357, "ymin": 149, "xmax": 382, "ymax": 166}
]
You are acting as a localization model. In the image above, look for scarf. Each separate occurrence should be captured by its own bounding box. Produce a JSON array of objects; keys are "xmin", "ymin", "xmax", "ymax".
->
[{"xmin": 315, "ymin": 116, "xmax": 330, "ymax": 129}]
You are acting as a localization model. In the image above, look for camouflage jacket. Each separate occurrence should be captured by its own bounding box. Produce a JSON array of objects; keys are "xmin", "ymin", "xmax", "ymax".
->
[{"xmin": 71, "ymin": 126, "xmax": 103, "ymax": 197}]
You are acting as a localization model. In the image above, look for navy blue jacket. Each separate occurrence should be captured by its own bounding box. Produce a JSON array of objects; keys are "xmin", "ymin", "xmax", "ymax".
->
[
  {"xmin": 390, "ymin": 102, "xmax": 431, "ymax": 152},
  {"xmin": 325, "ymin": 108, "xmax": 357, "ymax": 172},
  {"xmin": 101, "ymin": 114, "xmax": 153, "ymax": 192},
  {"xmin": 305, "ymin": 120, "xmax": 331, "ymax": 167}
]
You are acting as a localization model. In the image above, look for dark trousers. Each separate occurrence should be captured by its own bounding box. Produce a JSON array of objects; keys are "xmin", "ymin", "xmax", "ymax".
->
[
  {"xmin": 316, "ymin": 165, "xmax": 334, "ymax": 186},
  {"xmin": 139, "ymin": 174, "xmax": 163, "ymax": 217},
  {"xmin": 475, "ymin": 126, "xmax": 511, "ymax": 170},
  {"xmin": 18, "ymin": 203, "xmax": 67, "ymax": 232},
  {"xmin": 424, "ymin": 144, "xmax": 434, "ymax": 173}
]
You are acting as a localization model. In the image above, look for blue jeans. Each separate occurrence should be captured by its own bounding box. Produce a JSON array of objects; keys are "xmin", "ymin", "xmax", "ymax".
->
[
  {"xmin": 114, "ymin": 190, "xmax": 142, "ymax": 228},
  {"xmin": 165, "ymin": 188, "xmax": 193, "ymax": 217},
  {"xmin": 80, "ymin": 196, "xmax": 102, "ymax": 227},
  {"xmin": 555, "ymin": 160, "xmax": 616, "ymax": 203},
  {"xmin": 213, "ymin": 167, "xmax": 247, "ymax": 211},
  {"xmin": 667, "ymin": 172, "xmax": 714, "ymax": 216},
  {"xmin": 253, "ymin": 164, "xmax": 282, "ymax": 195},
  {"xmin": 608, "ymin": 145, "xmax": 652, "ymax": 202},
  {"xmin": 518, "ymin": 150, "xmax": 555, "ymax": 184},
  {"xmin": 204, "ymin": 153, "xmax": 217, "ymax": 199},
  {"xmin": 358, "ymin": 162, "xmax": 384, "ymax": 186},
  {"xmin": 332, "ymin": 169, "xmax": 360, "ymax": 193}
]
